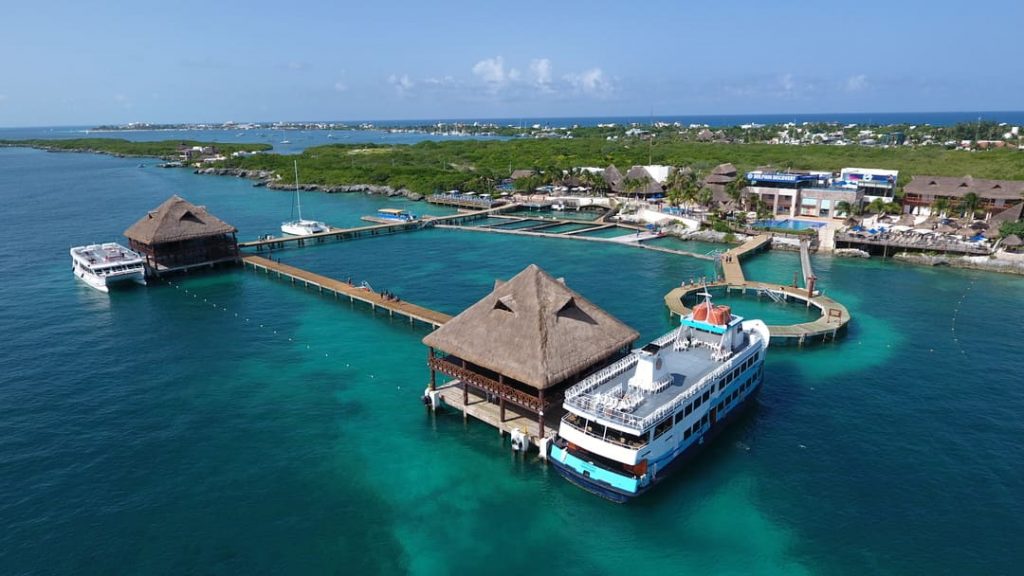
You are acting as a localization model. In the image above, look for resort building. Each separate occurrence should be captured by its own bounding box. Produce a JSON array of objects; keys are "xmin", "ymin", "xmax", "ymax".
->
[
  {"xmin": 423, "ymin": 264, "xmax": 638, "ymax": 437},
  {"xmin": 902, "ymin": 176, "xmax": 1024, "ymax": 216},
  {"xmin": 745, "ymin": 167, "xmax": 898, "ymax": 218},
  {"xmin": 124, "ymin": 195, "xmax": 239, "ymax": 276}
]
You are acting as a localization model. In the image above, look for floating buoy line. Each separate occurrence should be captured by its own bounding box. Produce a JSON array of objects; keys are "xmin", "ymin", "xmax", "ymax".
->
[
  {"xmin": 950, "ymin": 277, "xmax": 976, "ymax": 358},
  {"xmin": 160, "ymin": 277, "xmax": 332, "ymax": 359}
]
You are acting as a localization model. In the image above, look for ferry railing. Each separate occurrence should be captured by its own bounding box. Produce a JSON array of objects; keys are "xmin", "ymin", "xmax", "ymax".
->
[
  {"xmin": 564, "ymin": 355, "xmax": 640, "ymax": 401},
  {"xmin": 565, "ymin": 360, "xmax": 733, "ymax": 432}
]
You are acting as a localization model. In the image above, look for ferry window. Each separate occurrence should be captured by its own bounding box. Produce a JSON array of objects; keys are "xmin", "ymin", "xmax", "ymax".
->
[
  {"xmin": 654, "ymin": 417, "xmax": 673, "ymax": 439},
  {"xmin": 702, "ymin": 415, "xmax": 709, "ymax": 425},
  {"xmin": 685, "ymin": 403, "xmax": 693, "ymax": 416},
  {"xmin": 718, "ymin": 381, "xmax": 725, "ymax": 392},
  {"xmin": 694, "ymin": 396, "xmax": 702, "ymax": 409},
  {"xmin": 675, "ymin": 411, "xmax": 686, "ymax": 424},
  {"xmin": 684, "ymin": 429, "xmax": 691, "ymax": 440},
  {"xmin": 732, "ymin": 368, "xmax": 740, "ymax": 380},
  {"xmin": 702, "ymin": 390, "xmax": 710, "ymax": 402}
]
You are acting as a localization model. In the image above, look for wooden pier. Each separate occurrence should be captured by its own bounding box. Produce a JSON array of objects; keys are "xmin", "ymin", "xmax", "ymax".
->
[
  {"xmin": 663, "ymin": 234, "xmax": 850, "ymax": 346},
  {"xmin": 238, "ymin": 204, "xmax": 516, "ymax": 251},
  {"xmin": 241, "ymin": 255, "xmax": 451, "ymax": 328},
  {"xmin": 433, "ymin": 382, "xmax": 561, "ymax": 444},
  {"xmin": 435, "ymin": 224, "xmax": 716, "ymax": 260}
]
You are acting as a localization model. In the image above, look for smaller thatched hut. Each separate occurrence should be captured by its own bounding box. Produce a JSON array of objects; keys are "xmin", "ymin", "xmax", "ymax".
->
[
  {"xmin": 124, "ymin": 195, "xmax": 239, "ymax": 275},
  {"xmin": 423, "ymin": 264, "xmax": 638, "ymax": 435},
  {"xmin": 1001, "ymin": 234, "xmax": 1023, "ymax": 252}
]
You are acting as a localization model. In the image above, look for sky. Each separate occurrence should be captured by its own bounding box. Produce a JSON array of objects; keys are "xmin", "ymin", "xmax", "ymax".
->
[{"xmin": 1, "ymin": 0, "xmax": 1021, "ymax": 126}]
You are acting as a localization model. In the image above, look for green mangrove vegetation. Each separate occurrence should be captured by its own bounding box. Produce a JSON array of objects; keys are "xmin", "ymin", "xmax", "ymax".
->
[{"xmin": 0, "ymin": 138, "xmax": 272, "ymax": 158}]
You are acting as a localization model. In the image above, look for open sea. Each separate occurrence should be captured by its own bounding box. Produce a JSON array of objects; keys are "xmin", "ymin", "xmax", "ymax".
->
[{"xmin": 1, "ymin": 144, "xmax": 1023, "ymax": 575}]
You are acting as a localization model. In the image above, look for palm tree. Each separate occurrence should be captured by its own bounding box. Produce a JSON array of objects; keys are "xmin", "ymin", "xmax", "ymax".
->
[
  {"xmin": 961, "ymin": 192, "xmax": 980, "ymax": 218},
  {"xmin": 726, "ymin": 174, "xmax": 749, "ymax": 209},
  {"xmin": 932, "ymin": 197, "xmax": 950, "ymax": 218},
  {"xmin": 697, "ymin": 187, "xmax": 714, "ymax": 215},
  {"xmin": 883, "ymin": 201, "xmax": 902, "ymax": 215},
  {"xmin": 834, "ymin": 200, "xmax": 852, "ymax": 217},
  {"xmin": 867, "ymin": 197, "xmax": 887, "ymax": 215}
]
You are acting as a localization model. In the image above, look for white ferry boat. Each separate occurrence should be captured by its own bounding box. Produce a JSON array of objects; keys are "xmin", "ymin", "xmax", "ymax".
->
[
  {"xmin": 70, "ymin": 243, "xmax": 147, "ymax": 293},
  {"xmin": 549, "ymin": 293, "xmax": 769, "ymax": 502}
]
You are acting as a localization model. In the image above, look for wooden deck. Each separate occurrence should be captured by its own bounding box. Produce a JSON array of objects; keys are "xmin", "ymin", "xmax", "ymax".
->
[
  {"xmin": 435, "ymin": 224, "xmax": 716, "ymax": 260},
  {"xmin": 434, "ymin": 382, "xmax": 562, "ymax": 443},
  {"xmin": 664, "ymin": 280, "xmax": 850, "ymax": 346},
  {"xmin": 721, "ymin": 234, "xmax": 772, "ymax": 284},
  {"xmin": 238, "ymin": 204, "xmax": 516, "ymax": 250},
  {"xmin": 242, "ymin": 255, "xmax": 451, "ymax": 328}
]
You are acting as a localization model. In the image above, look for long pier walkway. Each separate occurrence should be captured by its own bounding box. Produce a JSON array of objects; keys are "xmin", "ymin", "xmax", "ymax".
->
[
  {"xmin": 241, "ymin": 255, "xmax": 451, "ymax": 328},
  {"xmin": 238, "ymin": 204, "xmax": 516, "ymax": 251},
  {"xmin": 799, "ymin": 239, "xmax": 815, "ymax": 287},
  {"xmin": 436, "ymin": 224, "xmax": 716, "ymax": 261}
]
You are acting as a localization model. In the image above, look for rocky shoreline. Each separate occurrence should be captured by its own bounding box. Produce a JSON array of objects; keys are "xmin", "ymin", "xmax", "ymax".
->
[
  {"xmin": 894, "ymin": 251, "xmax": 1024, "ymax": 276},
  {"xmin": 192, "ymin": 167, "xmax": 424, "ymax": 200}
]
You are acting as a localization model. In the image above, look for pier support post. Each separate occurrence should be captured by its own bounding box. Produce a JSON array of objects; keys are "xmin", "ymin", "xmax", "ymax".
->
[
  {"xmin": 537, "ymin": 389, "xmax": 545, "ymax": 437},
  {"xmin": 428, "ymin": 348, "xmax": 437, "ymax": 391}
]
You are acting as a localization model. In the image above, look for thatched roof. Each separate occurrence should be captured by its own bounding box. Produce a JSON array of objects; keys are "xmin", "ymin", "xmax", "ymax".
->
[
  {"xmin": 1002, "ymin": 234, "xmax": 1022, "ymax": 247},
  {"xmin": 422, "ymin": 264, "xmax": 638, "ymax": 390},
  {"xmin": 990, "ymin": 202, "xmax": 1024, "ymax": 226},
  {"xmin": 125, "ymin": 195, "xmax": 237, "ymax": 245},
  {"xmin": 603, "ymin": 164, "xmax": 624, "ymax": 192},
  {"xmin": 711, "ymin": 163, "xmax": 738, "ymax": 177},
  {"xmin": 510, "ymin": 169, "xmax": 536, "ymax": 180}
]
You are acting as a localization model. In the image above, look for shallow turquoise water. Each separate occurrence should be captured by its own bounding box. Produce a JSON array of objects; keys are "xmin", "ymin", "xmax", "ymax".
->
[
  {"xmin": 576, "ymin": 225, "xmax": 635, "ymax": 238},
  {"xmin": 2, "ymin": 146, "xmax": 1023, "ymax": 575}
]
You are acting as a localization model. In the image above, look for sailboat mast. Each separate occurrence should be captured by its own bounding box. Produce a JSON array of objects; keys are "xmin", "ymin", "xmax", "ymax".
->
[{"xmin": 294, "ymin": 160, "xmax": 302, "ymax": 220}]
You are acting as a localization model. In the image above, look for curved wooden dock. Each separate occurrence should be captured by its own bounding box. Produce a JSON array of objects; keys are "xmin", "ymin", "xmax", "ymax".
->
[
  {"xmin": 665, "ymin": 234, "xmax": 850, "ymax": 346},
  {"xmin": 242, "ymin": 255, "xmax": 451, "ymax": 328}
]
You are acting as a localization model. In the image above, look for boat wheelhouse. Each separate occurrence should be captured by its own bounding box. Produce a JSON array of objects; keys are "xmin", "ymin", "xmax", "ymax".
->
[
  {"xmin": 549, "ymin": 293, "xmax": 770, "ymax": 502},
  {"xmin": 376, "ymin": 208, "xmax": 418, "ymax": 222},
  {"xmin": 70, "ymin": 242, "xmax": 147, "ymax": 292}
]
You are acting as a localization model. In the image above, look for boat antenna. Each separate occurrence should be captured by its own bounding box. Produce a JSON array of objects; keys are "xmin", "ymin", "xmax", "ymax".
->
[{"xmin": 293, "ymin": 159, "xmax": 301, "ymax": 220}]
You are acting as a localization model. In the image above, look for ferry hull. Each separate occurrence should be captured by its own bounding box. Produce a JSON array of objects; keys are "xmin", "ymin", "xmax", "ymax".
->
[
  {"xmin": 74, "ymin": 267, "xmax": 146, "ymax": 293},
  {"xmin": 549, "ymin": 381, "xmax": 761, "ymax": 503}
]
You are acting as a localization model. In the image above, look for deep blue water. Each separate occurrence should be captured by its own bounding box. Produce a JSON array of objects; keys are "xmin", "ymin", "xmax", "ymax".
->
[{"xmin": 1, "ymin": 145, "xmax": 1023, "ymax": 574}]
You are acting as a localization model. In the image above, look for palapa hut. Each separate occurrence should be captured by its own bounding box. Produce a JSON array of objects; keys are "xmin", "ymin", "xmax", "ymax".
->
[
  {"xmin": 423, "ymin": 264, "xmax": 638, "ymax": 435},
  {"xmin": 124, "ymin": 195, "xmax": 239, "ymax": 275},
  {"xmin": 1001, "ymin": 234, "xmax": 1023, "ymax": 252}
]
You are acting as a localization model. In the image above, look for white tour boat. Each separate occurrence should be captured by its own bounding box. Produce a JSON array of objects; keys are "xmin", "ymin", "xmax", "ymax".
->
[
  {"xmin": 548, "ymin": 290, "xmax": 770, "ymax": 502},
  {"xmin": 70, "ymin": 242, "xmax": 147, "ymax": 293}
]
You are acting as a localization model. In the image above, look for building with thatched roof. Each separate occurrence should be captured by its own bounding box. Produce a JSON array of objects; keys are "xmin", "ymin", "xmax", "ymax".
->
[
  {"xmin": 1001, "ymin": 234, "xmax": 1023, "ymax": 252},
  {"xmin": 510, "ymin": 169, "xmax": 536, "ymax": 180},
  {"xmin": 603, "ymin": 164, "xmax": 624, "ymax": 193},
  {"xmin": 423, "ymin": 264, "xmax": 638, "ymax": 435},
  {"xmin": 904, "ymin": 175, "xmax": 1024, "ymax": 216},
  {"xmin": 124, "ymin": 195, "xmax": 239, "ymax": 275}
]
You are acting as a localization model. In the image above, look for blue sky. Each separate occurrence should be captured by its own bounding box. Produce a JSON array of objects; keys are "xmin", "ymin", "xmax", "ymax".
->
[{"xmin": 1, "ymin": 0, "xmax": 1021, "ymax": 126}]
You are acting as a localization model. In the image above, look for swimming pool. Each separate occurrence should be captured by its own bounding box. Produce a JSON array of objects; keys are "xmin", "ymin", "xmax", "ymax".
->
[{"xmin": 754, "ymin": 219, "xmax": 826, "ymax": 230}]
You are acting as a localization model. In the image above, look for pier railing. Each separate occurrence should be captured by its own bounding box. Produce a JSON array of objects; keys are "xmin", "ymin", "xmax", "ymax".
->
[{"xmin": 429, "ymin": 357, "xmax": 545, "ymax": 412}]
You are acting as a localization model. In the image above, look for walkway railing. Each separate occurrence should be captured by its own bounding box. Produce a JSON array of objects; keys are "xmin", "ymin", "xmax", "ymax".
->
[{"xmin": 429, "ymin": 357, "xmax": 545, "ymax": 412}]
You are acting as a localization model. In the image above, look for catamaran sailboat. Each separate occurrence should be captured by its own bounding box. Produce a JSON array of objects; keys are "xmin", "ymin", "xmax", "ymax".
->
[{"xmin": 281, "ymin": 160, "xmax": 329, "ymax": 236}]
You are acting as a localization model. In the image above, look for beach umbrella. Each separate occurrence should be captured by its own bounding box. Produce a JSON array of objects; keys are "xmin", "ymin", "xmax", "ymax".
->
[{"xmin": 851, "ymin": 225, "xmax": 865, "ymax": 232}]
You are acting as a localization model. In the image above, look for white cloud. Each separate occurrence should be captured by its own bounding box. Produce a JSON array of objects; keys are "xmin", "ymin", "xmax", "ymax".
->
[
  {"xmin": 564, "ymin": 68, "xmax": 612, "ymax": 96},
  {"xmin": 845, "ymin": 74, "xmax": 869, "ymax": 92},
  {"xmin": 472, "ymin": 56, "xmax": 507, "ymax": 85},
  {"xmin": 529, "ymin": 58, "xmax": 552, "ymax": 87},
  {"xmin": 334, "ymin": 81, "xmax": 349, "ymax": 93},
  {"xmin": 387, "ymin": 73, "xmax": 414, "ymax": 94},
  {"xmin": 286, "ymin": 61, "xmax": 306, "ymax": 71}
]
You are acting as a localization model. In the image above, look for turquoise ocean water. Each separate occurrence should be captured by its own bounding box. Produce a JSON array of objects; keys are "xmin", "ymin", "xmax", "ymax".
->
[{"xmin": 2, "ymin": 146, "xmax": 1023, "ymax": 575}]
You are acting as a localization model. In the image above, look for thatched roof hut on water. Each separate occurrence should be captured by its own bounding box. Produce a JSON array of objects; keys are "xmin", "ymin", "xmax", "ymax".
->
[
  {"xmin": 124, "ymin": 195, "xmax": 239, "ymax": 275},
  {"xmin": 423, "ymin": 264, "xmax": 638, "ymax": 435}
]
